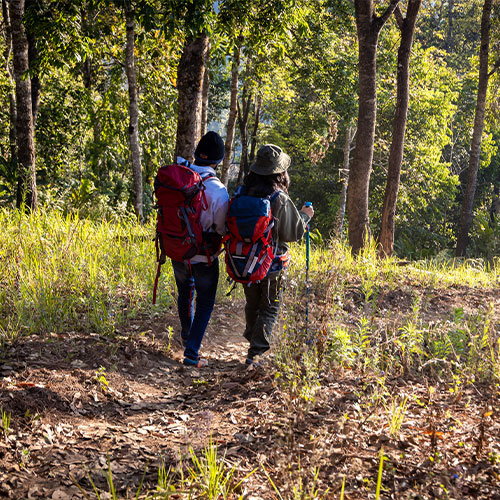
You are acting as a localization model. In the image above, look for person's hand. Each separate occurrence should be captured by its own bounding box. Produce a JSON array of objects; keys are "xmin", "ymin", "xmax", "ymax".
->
[{"xmin": 301, "ymin": 204, "xmax": 314, "ymax": 219}]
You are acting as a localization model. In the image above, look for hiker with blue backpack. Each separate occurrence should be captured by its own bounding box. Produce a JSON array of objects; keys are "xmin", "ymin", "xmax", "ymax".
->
[
  {"xmin": 223, "ymin": 144, "xmax": 314, "ymax": 367},
  {"xmin": 153, "ymin": 131, "xmax": 229, "ymax": 368}
]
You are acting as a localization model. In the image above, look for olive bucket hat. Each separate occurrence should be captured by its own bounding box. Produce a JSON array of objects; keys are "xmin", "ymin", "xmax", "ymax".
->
[{"xmin": 249, "ymin": 144, "xmax": 291, "ymax": 176}]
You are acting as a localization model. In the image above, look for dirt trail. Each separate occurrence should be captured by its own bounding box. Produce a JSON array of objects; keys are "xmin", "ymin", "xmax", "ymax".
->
[
  {"xmin": 0, "ymin": 300, "xmax": 272, "ymax": 499},
  {"xmin": 1, "ymin": 290, "xmax": 500, "ymax": 499}
]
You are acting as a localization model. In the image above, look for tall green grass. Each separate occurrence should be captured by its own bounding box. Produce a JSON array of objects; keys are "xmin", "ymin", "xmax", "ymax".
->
[
  {"xmin": 288, "ymin": 238, "xmax": 500, "ymax": 290},
  {"xmin": 0, "ymin": 208, "xmax": 174, "ymax": 337},
  {"xmin": 281, "ymin": 238, "xmax": 500, "ymax": 387}
]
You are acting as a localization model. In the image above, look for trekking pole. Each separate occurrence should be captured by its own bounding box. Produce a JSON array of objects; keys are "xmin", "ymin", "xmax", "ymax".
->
[{"xmin": 304, "ymin": 202, "xmax": 312, "ymax": 341}]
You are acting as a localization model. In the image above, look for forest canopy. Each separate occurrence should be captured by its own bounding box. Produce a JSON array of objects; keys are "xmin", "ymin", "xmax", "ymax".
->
[{"xmin": 0, "ymin": 0, "xmax": 499, "ymax": 259}]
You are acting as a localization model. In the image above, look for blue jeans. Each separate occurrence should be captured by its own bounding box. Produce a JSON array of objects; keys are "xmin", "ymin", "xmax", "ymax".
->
[{"xmin": 171, "ymin": 259, "xmax": 219, "ymax": 361}]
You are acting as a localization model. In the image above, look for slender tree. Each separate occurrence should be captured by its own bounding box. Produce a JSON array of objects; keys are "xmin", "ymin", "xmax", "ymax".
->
[
  {"xmin": 456, "ymin": 0, "xmax": 498, "ymax": 256},
  {"xmin": 200, "ymin": 48, "xmax": 210, "ymax": 138},
  {"xmin": 248, "ymin": 94, "xmax": 261, "ymax": 164},
  {"xmin": 236, "ymin": 81, "xmax": 252, "ymax": 184},
  {"xmin": 124, "ymin": 4, "xmax": 143, "ymax": 220},
  {"xmin": 348, "ymin": 0, "xmax": 400, "ymax": 253},
  {"xmin": 10, "ymin": 0, "xmax": 37, "ymax": 211},
  {"xmin": 174, "ymin": 33, "xmax": 209, "ymax": 162},
  {"xmin": 378, "ymin": 0, "xmax": 422, "ymax": 257},
  {"xmin": 336, "ymin": 125, "xmax": 356, "ymax": 238},
  {"xmin": 2, "ymin": 0, "xmax": 17, "ymax": 194},
  {"xmin": 25, "ymin": 0, "xmax": 40, "ymax": 127},
  {"xmin": 220, "ymin": 44, "xmax": 241, "ymax": 185},
  {"xmin": 445, "ymin": 0, "xmax": 455, "ymax": 51},
  {"xmin": 490, "ymin": 173, "xmax": 500, "ymax": 222}
]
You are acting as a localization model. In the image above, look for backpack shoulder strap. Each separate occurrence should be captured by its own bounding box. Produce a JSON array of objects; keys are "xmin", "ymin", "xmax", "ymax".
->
[
  {"xmin": 234, "ymin": 185, "xmax": 245, "ymax": 198},
  {"xmin": 269, "ymin": 190, "xmax": 283, "ymax": 204},
  {"xmin": 177, "ymin": 156, "xmax": 218, "ymax": 184},
  {"xmin": 268, "ymin": 190, "xmax": 284, "ymax": 251},
  {"xmin": 200, "ymin": 172, "xmax": 216, "ymax": 182},
  {"xmin": 176, "ymin": 157, "xmax": 192, "ymax": 168}
]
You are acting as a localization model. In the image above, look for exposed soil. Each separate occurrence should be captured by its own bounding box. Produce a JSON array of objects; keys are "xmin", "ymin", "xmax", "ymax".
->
[{"xmin": 0, "ymin": 284, "xmax": 499, "ymax": 499}]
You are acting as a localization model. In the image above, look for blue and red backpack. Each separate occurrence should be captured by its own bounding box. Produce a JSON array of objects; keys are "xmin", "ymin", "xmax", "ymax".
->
[{"xmin": 223, "ymin": 187, "xmax": 289, "ymax": 284}]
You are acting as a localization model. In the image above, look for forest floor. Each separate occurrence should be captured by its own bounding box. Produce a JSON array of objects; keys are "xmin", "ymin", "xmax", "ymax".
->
[{"xmin": 1, "ymin": 281, "xmax": 500, "ymax": 499}]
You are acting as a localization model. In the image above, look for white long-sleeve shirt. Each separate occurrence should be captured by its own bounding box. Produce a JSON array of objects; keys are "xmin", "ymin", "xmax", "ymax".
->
[{"xmin": 177, "ymin": 157, "xmax": 229, "ymax": 263}]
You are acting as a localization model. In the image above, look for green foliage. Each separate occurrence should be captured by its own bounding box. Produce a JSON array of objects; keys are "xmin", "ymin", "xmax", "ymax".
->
[
  {"xmin": 384, "ymin": 396, "xmax": 409, "ymax": 437},
  {"xmin": 307, "ymin": 242, "xmax": 500, "ymax": 382},
  {"xmin": 375, "ymin": 449, "xmax": 385, "ymax": 500},
  {"xmin": 262, "ymin": 462, "xmax": 329, "ymax": 500},
  {"xmin": 469, "ymin": 213, "xmax": 500, "ymax": 260},
  {"xmin": 373, "ymin": 39, "xmax": 461, "ymax": 258},
  {"xmin": 0, "ymin": 0, "xmax": 498, "ymax": 258},
  {"xmin": 259, "ymin": 2, "xmax": 357, "ymax": 236},
  {"xmin": 94, "ymin": 366, "xmax": 109, "ymax": 392},
  {"xmin": 186, "ymin": 439, "xmax": 239, "ymax": 499},
  {"xmin": 0, "ymin": 2, "xmax": 179, "ymax": 217}
]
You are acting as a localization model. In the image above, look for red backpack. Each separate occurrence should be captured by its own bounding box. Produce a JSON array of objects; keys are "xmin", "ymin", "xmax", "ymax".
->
[
  {"xmin": 152, "ymin": 162, "xmax": 214, "ymax": 304},
  {"xmin": 223, "ymin": 187, "xmax": 288, "ymax": 284}
]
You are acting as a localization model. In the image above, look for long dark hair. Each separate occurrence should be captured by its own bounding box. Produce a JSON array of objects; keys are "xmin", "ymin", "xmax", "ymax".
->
[{"xmin": 243, "ymin": 171, "xmax": 290, "ymax": 197}]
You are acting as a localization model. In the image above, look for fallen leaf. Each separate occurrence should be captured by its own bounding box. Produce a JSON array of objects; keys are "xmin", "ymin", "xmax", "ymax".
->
[{"xmin": 52, "ymin": 488, "xmax": 71, "ymax": 500}]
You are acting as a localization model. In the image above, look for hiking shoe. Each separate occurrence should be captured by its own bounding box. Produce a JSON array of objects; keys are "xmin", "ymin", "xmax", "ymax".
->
[
  {"xmin": 183, "ymin": 358, "xmax": 208, "ymax": 368},
  {"xmin": 245, "ymin": 357, "xmax": 265, "ymax": 369}
]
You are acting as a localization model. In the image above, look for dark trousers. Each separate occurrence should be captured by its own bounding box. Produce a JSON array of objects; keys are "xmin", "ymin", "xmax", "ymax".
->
[
  {"xmin": 243, "ymin": 273, "xmax": 283, "ymax": 360},
  {"xmin": 171, "ymin": 259, "xmax": 219, "ymax": 361}
]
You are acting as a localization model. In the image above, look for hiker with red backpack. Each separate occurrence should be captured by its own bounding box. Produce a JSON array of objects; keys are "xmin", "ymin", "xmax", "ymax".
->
[
  {"xmin": 154, "ymin": 131, "xmax": 229, "ymax": 368},
  {"xmin": 223, "ymin": 144, "xmax": 314, "ymax": 367}
]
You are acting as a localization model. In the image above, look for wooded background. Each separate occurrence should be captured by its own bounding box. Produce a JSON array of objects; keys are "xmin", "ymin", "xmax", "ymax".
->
[{"xmin": 1, "ymin": 0, "xmax": 499, "ymax": 259}]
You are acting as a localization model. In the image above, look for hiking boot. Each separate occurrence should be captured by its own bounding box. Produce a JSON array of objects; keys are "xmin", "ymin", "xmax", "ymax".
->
[
  {"xmin": 183, "ymin": 357, "xmax": 208, "ymax": 368},
  {"xmin": 244, "ymin": 357, "xmax": 265, "ymax": 370}
]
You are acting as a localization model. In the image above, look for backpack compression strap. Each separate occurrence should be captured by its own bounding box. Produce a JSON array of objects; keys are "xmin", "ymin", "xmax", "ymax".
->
[{"xmin": 152, "ymin": 261, "xmax": 162, "ymax": 305}]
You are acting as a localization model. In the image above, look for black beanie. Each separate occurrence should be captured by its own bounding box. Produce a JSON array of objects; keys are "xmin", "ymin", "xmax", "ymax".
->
[{"xmin": 194, "ymin": 131, "xmax": 225, "ymax": 166}]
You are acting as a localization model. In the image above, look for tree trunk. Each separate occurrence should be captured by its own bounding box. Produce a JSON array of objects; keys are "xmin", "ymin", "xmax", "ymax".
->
[
  {"xmin": 81, "ymin": 3, "xmax": 93, "ymax": 90},
  {"xmin": 200, "ymin": 48, "xmax": 210, "ymax": 138},
  {"xmin": 236, "ymin": 87, "xmax": 251, "ymax": 185},
  {"xmin": 490, "ymin": 176, "xmax": 500, "ymax": 222},
  {"xmin": 348, "ymin": 11, "xmax": 378, "ymax": 252},
  {"xmin": 220, "ymin": 44, "xmax": 240, "ymax": 186},
  {"xmin": 174, "ymin": 33, "xmax": 209, "ymax": 162},
  {"xmin": 378, "ymin": 0, "xmax": 421, "ymax": 257},
  {"xmin": 11, "ymin": 0, "xmax": 37, "ymax": 211},
  {"xmin": 2, "ymin": 0, "xmax": 18, "ymax": 191},
  {"xmin": 348, "ymin": 0, "xmax": 400, "ymax": 253},
  {"xmin": 445, "ymin": 0, "xmax": 454, "ymax": 52},
  {"xmin": 26, "ymin": 0, "xmax": 40, "ymax": 126},
  {"xmin": 456, "ymin": 0, "xmax": 492, "ymax": 257},
  {"xmin": 9, "ymin": 93, "xmax": 17, "ymax": 169},
  {"xmin": 81, "ymin": 4, "xmax": 104, "ymax": 180},
  {"xmin": 248, "ymin": 95, "xmax": 261, "ymax": 165},
  {"xmin": 125, "ymin": 7, "xmax": 143, "ymax": 221},
  {"xmin": 336, "ymin": 126, "xmax": 356, "ymax": 238}
]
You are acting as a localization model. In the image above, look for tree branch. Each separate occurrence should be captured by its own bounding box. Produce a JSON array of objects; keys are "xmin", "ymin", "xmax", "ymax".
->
[
  {"xmin": 488, "ymin": 56, "xmax": 500, "ymax": 77},
  {"xmin": 375, "ymin": 0, "xmax": 402, "ymax": 31},
  {"xmin": 394, "ymin": 5, "xmax": 404, "ymax": 30}
]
